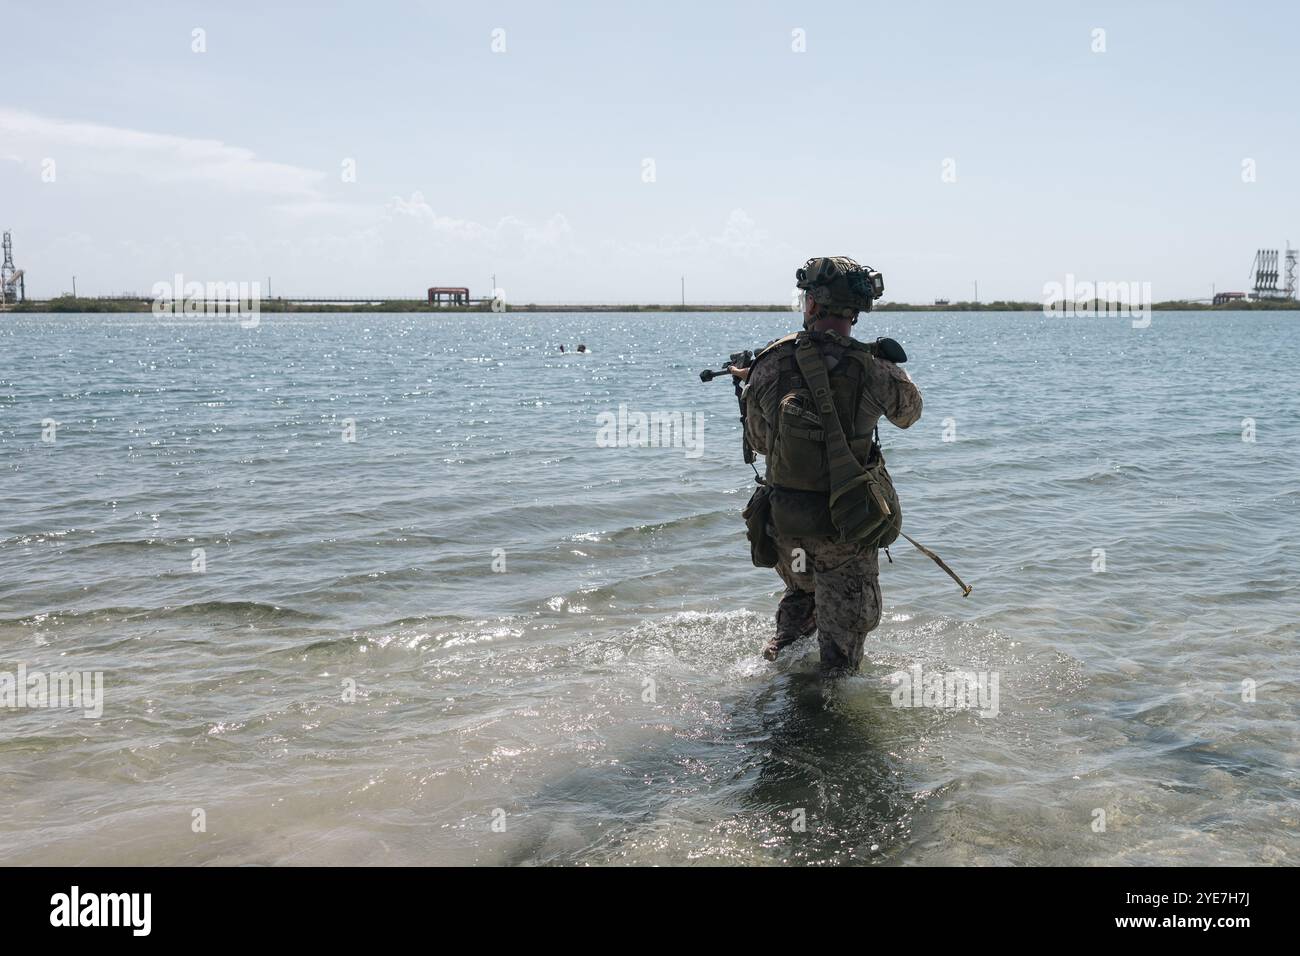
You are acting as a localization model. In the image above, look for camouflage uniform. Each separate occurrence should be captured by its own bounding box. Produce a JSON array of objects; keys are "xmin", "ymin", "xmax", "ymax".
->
[{"xmin": 744, "ymin": 333, "xmax": 922, "ymax": 672}]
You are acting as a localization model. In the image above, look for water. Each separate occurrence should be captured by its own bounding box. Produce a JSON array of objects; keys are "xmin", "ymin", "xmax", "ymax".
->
[{"xmin": 1, "ymin": 310, "xmax": 1296, "ymax": 866}]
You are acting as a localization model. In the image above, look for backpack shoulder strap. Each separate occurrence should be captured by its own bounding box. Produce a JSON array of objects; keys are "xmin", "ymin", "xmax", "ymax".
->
[{"xmin": 752, "ymin": 332, "xmax": 799, "ymax": 366}]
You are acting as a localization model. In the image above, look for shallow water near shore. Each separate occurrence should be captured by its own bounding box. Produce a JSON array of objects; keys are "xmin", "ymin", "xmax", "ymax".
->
[{"xmin": 1, "ymin": 310, "xmax": 1297, "ymax": 865}]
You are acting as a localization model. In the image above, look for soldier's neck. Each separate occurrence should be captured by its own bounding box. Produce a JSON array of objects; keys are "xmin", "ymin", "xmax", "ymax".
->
[{"xmin": 810, "ymin": 318, "xmax": 853, "ymax": 337}]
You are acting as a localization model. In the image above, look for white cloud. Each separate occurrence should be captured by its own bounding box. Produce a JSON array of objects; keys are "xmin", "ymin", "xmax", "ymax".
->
[
  {"xmin": 716, "ymin": 208, "xmax": 769, "ymax": 255},
  {"xmin": 0, "ymin": 107, "xmax": 325, "ymax": 198},
  {"xmin": 605, "ymin": 207, "xmax": 782, "ymax": 259},
  {"xmin": 381, "ymin": 191, "xmax": 573, "ymax": 249},
  {"xmin": 0, "ymin": 112, "xmax": 780, "ymax": 300}
]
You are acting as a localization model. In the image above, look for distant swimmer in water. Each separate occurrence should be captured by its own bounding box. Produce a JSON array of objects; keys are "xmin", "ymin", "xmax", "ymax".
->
[{"xmin": 576, "ymin": 343, "xmax": 588, "ymax": 353}]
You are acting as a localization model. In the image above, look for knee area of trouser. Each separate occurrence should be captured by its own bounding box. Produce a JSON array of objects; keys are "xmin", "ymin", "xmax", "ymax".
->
[
  {"xmin": 776, "ymin": 589, "xmax": 816, "ymax": 636},
  {"xmin": 818, "ymin": 576, "xmax": 879, "ymax": 634},
  {"xmin": 815, "ymin": 579, "xmax": 878, "ymax": 664}
]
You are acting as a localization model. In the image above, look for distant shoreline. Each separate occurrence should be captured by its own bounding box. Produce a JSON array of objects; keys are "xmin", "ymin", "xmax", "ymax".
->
[{"xmin": 6, "ymin": 297, "xmax": 1299, "ymax": 314}]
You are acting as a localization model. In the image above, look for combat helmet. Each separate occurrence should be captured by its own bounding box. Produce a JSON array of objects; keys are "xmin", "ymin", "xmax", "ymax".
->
[{"xmin": 795, "ymin": 256, "xmax": 884, "ymax": 325}]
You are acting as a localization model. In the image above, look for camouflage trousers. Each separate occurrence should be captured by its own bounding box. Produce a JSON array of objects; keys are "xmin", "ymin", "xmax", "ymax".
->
[{"xmin": 773, "ymin": 535, "xmax": 882, "ymax": 672}]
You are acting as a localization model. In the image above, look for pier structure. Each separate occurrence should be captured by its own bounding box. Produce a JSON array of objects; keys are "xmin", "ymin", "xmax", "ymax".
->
[{"xmin": 1248, "ymin": 244, "xmax": 1298, "ymax": 301}]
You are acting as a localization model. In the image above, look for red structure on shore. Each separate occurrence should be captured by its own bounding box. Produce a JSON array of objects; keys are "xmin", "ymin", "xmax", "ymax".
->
[{"xmin": 428, "ymin": 287, "xmax": 470, "ymax": 306}]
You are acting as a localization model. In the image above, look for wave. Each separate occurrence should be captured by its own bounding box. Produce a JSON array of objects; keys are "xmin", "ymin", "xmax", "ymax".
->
[
  {"xmin": 561, "ymin": 509, "xmax": 733, "ymax": 544},
  {"xmin": 0, "ymin": 600, "xmax": 326, "ymax": 628}
]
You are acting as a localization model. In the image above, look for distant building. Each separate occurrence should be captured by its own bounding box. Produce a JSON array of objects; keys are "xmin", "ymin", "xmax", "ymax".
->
[
  {"xmin": 428, "ymin": 287, "xmax": 470, "ymax": 306},
  {"xmin": 1213, "ymin": 291, "xmax": 1246, "ymax": 306}
]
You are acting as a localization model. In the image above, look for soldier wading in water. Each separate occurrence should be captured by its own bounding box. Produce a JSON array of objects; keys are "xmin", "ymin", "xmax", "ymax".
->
[{"xmin": 731, "ymin": 257, "xmax": 923, "ymax": 674}]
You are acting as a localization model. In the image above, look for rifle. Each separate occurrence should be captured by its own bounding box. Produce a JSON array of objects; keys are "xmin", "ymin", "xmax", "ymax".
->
[
  {"xmin": 699, "ymin": 349, "xmax": 760, "ymax": 471},
  {"xmin": 699, "ymin": 337, "xmax": 906, "ymax": 466}
]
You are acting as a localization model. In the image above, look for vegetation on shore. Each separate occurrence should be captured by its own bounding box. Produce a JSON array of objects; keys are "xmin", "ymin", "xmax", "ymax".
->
[{"xmin": 7, "ymin": 296, "xmax": 1300, "ymax": 314}]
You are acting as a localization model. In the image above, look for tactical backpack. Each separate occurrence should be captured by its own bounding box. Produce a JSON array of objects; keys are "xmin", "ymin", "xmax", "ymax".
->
[{"xmin": 760, "ymin": 331, "xmax": 902, "ymax": 549}]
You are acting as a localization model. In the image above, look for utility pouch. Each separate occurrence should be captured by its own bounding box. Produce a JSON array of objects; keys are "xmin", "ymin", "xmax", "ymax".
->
[
  {"xmin": 769, "ymin": 485, "xmax": 838, "ymax": 539},
  {"xmin": 742, "ymin": 483, "xmax": 779, "ymax": 568},
  {"xmin": 827, "ymin": 445, "xmax": 902, "ymax": 548}
]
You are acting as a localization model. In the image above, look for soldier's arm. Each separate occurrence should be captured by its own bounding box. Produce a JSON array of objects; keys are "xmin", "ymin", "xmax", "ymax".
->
[{"xmin": 864, "ymin": 356, "xmax": 923, "ymax": 429}]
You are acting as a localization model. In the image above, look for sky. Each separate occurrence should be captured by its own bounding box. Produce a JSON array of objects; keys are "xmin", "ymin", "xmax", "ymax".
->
[{"xmin": 2, "ymin": 0, "xmax": 1298, "ymax": 304}]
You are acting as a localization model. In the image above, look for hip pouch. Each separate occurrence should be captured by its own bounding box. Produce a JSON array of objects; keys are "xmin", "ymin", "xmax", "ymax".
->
[
  {"xmin": 828, "ymin": 446, "xmax": 902, "ymax": 548},
  {"xmin": 742, "ymin": 483, "xmax": 779, "ymax": 568}
]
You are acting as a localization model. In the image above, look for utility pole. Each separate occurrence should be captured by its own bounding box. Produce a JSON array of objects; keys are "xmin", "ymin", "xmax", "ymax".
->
[
  {"xmin": 973, "ymin": 280, "xmax": 978, "ymax": 304},
  {"xmin": 681, "ymin": 275, "xmax": 685, "ymax": 309}
]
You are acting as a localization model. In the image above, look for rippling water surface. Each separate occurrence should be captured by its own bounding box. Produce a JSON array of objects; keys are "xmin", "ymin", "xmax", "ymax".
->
[{"xmin": 1, "ymin": 310, "xmax": 1296, "ymax": 865}]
